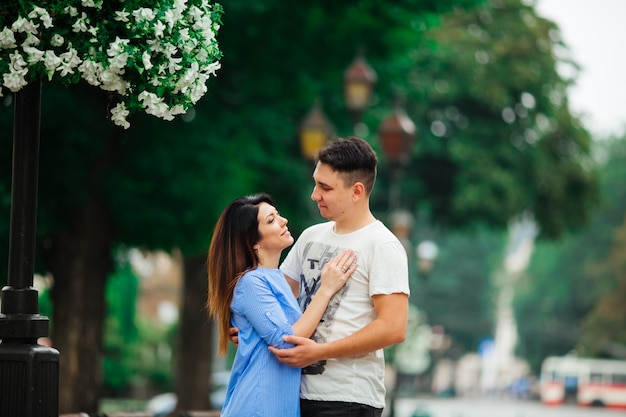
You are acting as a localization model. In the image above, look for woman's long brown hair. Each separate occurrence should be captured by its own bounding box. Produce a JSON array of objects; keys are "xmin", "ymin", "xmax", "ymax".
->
[{"xmin": 207, "ymin": 194, "xmax": 273, "ymax": 355}]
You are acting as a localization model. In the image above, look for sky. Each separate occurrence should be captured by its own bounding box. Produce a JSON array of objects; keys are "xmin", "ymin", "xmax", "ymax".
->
[{"xmin": 535, "ymin": 0, "xmax": 626, "ymax": 137}]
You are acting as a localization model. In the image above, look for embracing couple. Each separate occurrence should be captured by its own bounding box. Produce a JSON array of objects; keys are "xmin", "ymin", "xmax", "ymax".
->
[{"xmin": 207, "ymin": 137, "xmax": 409, "ymax": 417}]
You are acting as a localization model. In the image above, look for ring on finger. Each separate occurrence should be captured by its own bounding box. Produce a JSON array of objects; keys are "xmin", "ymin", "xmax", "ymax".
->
[{"xmin": 341, "ymin": 267, "xmax": 348, "ymax": 273}]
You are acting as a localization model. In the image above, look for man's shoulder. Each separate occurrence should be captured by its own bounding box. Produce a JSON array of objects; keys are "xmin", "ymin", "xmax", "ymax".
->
[
  {"xmin": 301, "ymin": 221, "xmax": 334, "ymax": 236},
  {"xmin": 363, "ymin": 220, "xmax": 397, "ymax": 239}
]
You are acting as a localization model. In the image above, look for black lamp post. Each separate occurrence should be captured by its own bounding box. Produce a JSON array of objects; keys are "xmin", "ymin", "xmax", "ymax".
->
[
  {"xmin": 0, "ymin": 77, "xmax": 59, "ymax": 417},
  {"xmin": 299, "ymin": 99, "xmax": 335, "ymax": 160},
  {"xmin": 343, "ymin": 52, "xmax": 377, "ymax": 125},
  {"xmin": 377, "ymin": 98, "xmax": 417, "ymax": 417}
]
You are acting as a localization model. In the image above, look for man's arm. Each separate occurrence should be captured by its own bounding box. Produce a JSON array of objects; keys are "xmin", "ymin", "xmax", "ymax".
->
[
  {"xmin": 285, "ymin": 273, "xmax": 299, "ymax": 298},
  {"xmin": 268, "ymin": 292, "xmax": 408, "ymax": 368}
]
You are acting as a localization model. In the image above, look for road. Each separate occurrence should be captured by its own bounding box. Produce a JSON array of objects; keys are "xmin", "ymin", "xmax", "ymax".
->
[{"xmin": 388, "ymin": 397, "xmax": 625, "ymax": 417}]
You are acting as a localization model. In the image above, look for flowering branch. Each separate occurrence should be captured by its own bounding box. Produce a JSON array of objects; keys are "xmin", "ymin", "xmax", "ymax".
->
[{"xmin": 0, "ymin": 0, "xmax": 223, "ymax": 128}]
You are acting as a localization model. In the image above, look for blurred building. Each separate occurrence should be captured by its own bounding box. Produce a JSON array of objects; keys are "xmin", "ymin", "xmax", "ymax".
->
[{"xmin": 130, "ymin": 249, "xmax": 182, "ymax": 326}]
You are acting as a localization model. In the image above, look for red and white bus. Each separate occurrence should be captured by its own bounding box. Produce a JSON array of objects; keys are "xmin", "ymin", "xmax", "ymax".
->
[{"xmin": 540, "ymin": 355, "xmax": 626, "ymax": 409}]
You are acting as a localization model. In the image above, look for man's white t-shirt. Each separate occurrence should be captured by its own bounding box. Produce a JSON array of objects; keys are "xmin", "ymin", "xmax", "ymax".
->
[{"xmin": 280, "ymin": 220, "xmax": 409, "ymax": 408}]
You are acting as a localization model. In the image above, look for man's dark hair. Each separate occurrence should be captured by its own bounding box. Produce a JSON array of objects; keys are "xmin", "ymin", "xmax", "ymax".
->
[{"xmin": 316, "ymin": 137, "xmax": 378, "ymax": 194}]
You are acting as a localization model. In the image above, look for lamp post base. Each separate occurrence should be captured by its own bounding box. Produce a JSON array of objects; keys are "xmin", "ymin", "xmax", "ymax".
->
[{"xmin": 0, "ymin": 341, "xmax": 59, "ymax": 417}]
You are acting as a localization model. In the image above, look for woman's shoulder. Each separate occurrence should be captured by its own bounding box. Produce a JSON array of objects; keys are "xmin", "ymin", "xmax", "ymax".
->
[{"xmin": 239, "ymin": 266, "xmax": 281, "ymax": 282}]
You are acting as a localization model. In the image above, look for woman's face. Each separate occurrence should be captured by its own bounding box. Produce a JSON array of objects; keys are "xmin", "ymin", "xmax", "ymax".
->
[{"xmin": 256, "ymin": 202, "xmax": 294, "ymax": 252}]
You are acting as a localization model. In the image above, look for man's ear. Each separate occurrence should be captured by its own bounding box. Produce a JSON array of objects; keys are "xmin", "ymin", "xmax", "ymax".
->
[{"xmin": 352, "ymin": 182, "xmax": 366, "ymax": 201}]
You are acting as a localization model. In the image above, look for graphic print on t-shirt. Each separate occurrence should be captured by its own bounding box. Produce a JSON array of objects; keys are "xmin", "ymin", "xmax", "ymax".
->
[{"xmin": 299, "ymin": 241, "xmax": 350, "ymax": 375}]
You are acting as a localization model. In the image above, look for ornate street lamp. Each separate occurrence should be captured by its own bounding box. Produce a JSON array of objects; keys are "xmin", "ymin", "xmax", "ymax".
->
[
  {"xmin": 299, "ymin": 100, "xmax": 335, "ymax": 160},
  {"xmin": 377, "ymin": 101, "xmax": 417, "ymax": 166},
  {"xmin": 378, "ymin": 101, "xmax": 416, "ymax": 210},
  {"xmin": 344, "ymin": 52, "xmax": 377, "ymax": 124}
]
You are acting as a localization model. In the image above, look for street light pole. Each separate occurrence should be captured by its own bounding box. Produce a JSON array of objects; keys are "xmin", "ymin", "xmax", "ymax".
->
[
  {"xmin": 377, "ymin": 100, "xmax": 417, "ymax": 417},
  {"xmin": 0, "ymin": 76, "xmax": 59, "ymax": 417}
]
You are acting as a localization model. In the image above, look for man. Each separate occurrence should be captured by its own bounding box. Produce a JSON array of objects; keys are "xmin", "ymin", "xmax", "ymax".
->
[{"xmin": 269, "ymin": 136, "xmax": 409, "ymax": 417}]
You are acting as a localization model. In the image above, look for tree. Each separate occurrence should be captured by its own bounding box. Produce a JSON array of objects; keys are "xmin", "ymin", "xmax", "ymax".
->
[
  {"xmin": 513, "ymin": 134, "xmax": 626, "ymax": 371},
  {"xmin": 370, "ymin": 0, "xmax": 597, "ymax": 239},
  {"xmin": 583, "ymin": 213, "xmax": 626, "ymax": 358},
  {"xmin": 579, "ymin": 136, "xmax": 626, "ymax": 357}
]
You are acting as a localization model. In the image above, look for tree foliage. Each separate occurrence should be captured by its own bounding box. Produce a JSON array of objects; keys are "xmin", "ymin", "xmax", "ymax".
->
[
  {"xmin": 513, "ymin": 134, "xmax": 626, "ymax": 372},
  {"xmin": 377, "ymin": 0, "xmax": 598, "ymax": 239},
  {"xmin": 0, "ymin": 0, "xmax": 223, "ymax": 128}
]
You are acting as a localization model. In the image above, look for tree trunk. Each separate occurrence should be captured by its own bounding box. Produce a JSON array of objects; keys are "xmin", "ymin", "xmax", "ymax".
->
[
  {"xmin": 173, "ymin": 254, "xmax": 214, "ymax": 414},
  {"xmin": 46, "ymin": 198, "xmax": 112, "ymax": 414}
]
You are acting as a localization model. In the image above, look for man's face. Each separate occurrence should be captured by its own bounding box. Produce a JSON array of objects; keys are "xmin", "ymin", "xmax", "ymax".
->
[{"xmin": 310, "ymin": 162, "xmax": 354, "ymax": 221}]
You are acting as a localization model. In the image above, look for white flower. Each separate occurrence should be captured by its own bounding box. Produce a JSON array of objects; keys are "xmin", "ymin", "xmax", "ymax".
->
[
  {"xmin": 167, "ymin": 56, "xmax": 183, "ymax": 74},
  {"xmin": 138, "ymin": 91, "xmax": 160, "ymax": 107},
  {"xmin": 43, "ymin": 50, "xmax": 62, "ymax": 79},
  {"xmin": 174, "ymin": 0, "xmax": 189, "ymax": 11},
  {"xmin": 179, "ymin": 28, "xmax": 190, "ymax": 43},
  {"xmin": 23, "ymin": 46, "xmax": 45, "ymax": 64},
  {"xmin": 176, "ymin": 61, "xmax": 199, "ymax": 91},
  {"xmin": 108, "ymin": 52, "xmax": 129, "ymax": 71},
  {"xmin": 99, "ymin": 69, "xmax": 130, "ymax": 95},
  {"xmin": 164, "ymin": 10, "xmax": 176, "ymax": 29},
  {"xmin": 28, "ymin": 6, "xmax": 44, "ymax": 16},
  {"xmin": 28, "ymin": 7, "xmax": 54, "ymax": 29},
  {"xmin": 114, "ymin": 10, "xmax": 130, "ymax": 23},
  {"xmin": 111, "ymin": 102, "xmax": 130, "ymax": 129},
  {"xmin": 153, "ymin": 21, "xmax": 166, "ymax": 38},
  {"xmin": 12, "ymin": 17, "xmax": 39, "ymax": 35},
  {"xmin": 22, "ymin": 33, "xmax": 40, "ymax": 47},
  {"xmin": 107, "ymin": 37, "xmax": 129, "ymax": 57},
  {"xmin": 0, "ymin": 28, "xmax": 17, "ymax": 49},
  {"xmin": 3, "ymin": 63, "xmax": 28, "ymax": 92},
  {"xmin": 133, "ymin": 8, "xmax": 156, "ymax": 22},
  {"xmin": 138, "ymin": 90, "xmax": 169, "ymax": 118},
  {"xmin": 64, "ymin": 6, "xmax": 79, "ymax": 17},
  {"xmin": 58, "ymin": 48, "xmax": 82, "ymax": 76},
  {"xmin": 72, "ymin": 12, "xmax": 90, "ymax": 33},
  {"xmin": 9, "ymin": 51, "xmax": 28, "ymax": 70},
  {"xmin": 169, "ymin": 104, "xmax": 186, "ymax": 116},
  {"xmin": 79, "ymin": 59, "xmax": 103, "ymax": 85},
  {"xmin": 142, "ymin": 51, "xmax": 153, "ymax": 70},
  {"xmin": 50, "ymin": 34, "xmax": 64, "ymax": 47},
  {"xmin": 204, "ymin": 61, "xmax": 221, "ymax": 77},
  {"xmin": 189, "ymin": 81, "xmax": 208, "ymax": 103},
  {"xmin": 187, "ymin": 5, "xmax": 203, "ymax": 23},
  {"xmin": 87, "ymin": 25, "xmax": 98, "ymax": 38}
]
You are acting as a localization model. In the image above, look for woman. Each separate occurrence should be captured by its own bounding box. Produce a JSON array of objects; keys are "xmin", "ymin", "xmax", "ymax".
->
[{"xmin": 207, "ymin": 193, "xmax": 356, "ymax": 416}]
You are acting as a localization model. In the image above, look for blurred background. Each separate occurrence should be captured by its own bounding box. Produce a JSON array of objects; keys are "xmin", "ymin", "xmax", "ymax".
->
[{"xmin": 1, "ymin": 0, "xmax": 626, "ymax": 415}]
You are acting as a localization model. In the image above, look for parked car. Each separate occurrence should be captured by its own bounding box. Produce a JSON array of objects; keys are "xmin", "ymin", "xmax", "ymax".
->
[{"xmin": 147, "ymin": 371, "xmax": 230, "ymax": 417}]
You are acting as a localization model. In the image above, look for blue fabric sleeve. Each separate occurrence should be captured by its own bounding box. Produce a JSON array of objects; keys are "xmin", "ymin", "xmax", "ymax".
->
[{"xmin": 233, "ymin": 273, "xmax": 296, "ymax": 349}]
